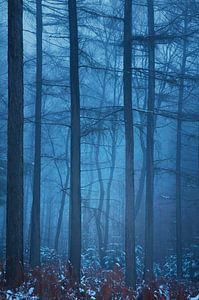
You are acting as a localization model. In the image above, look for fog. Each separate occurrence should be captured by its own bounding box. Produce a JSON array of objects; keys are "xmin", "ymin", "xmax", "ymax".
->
[{"xmin": 0, "ymin": 0, "xmax": 199, "ymax": 297}]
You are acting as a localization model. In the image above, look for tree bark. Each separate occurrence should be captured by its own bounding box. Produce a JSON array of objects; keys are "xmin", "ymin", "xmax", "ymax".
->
[
  {"xmin": 135, "ymin": 130, "xmax": 146, "ymax": 218},
  {"xmin": 54, "ymin": 129, "xmax": 70, "ymax": 252},
  {"xmin": 104, "ymin": 127, "xmax": 116, "ymax": 253},
  {"xmin": 30, "ymin": 0, "xmax": 42, "ymax": 269},
  {"xmin": 176, "ymin": 7, "xmax": 188, "ymax": 278},
  {"xmin": 123, "ymin": 0, "xmax": 136, "ymax": 287},
  {"xmin": 144, "ymin": 0, "xmax": 155, "ymax": 280},
  {"xmin": 82, "ymin": 145, "xmax": 94, "ymax": 250},
  {"xmin": 6, "ymin": 0, "xmax": 24, "ymax": 287},
  {"xmin": 68, "ymin": 0, "xmax": 81, "ymax": 283},
  {"xmin": 95, "ymin": 133, "xmax": 105, "ymax": 266},
  {"xmin": 104, "ymin": 66, "xmax": 119, "ymax": 253}
]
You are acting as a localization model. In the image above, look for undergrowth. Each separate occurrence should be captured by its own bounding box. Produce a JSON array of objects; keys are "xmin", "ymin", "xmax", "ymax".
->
[{"xmin": 0, "ymin": 262, "xmax": 198, "ymax": 299}]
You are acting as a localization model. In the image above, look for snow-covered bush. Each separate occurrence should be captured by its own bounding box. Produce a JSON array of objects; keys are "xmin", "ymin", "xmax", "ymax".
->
[
  {"xmin": 40, "ymin": 247, "xmax": 60, "ymax": 263},
  {"xmin": 81, "ymin": 247, "xmax": 100, "ymax": 268},
  {"xmin": 155, "ymin": 246, "xmax": 199, "ymax": 280},
  {"xmin": 81, "ymin": 244, "xmax": 145, "ymax": 278},
  {"xmin": 103, "ymin": 246, "xmax": 125, "ymax": 270}
]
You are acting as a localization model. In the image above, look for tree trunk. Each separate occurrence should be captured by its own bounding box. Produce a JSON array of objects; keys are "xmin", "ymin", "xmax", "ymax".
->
[
  {"xmin": 144, "ymin": 0, "xmax": 155, "ymax": 280},
  {"xmin": 95, "ymin": 133, "xmax": 105, "ymax": 266},
  {"xmin": 54, "ymin": 162, "xmax": 69, "ymax": 252},
  {"xmin": 104, "ymin": 68, "xmax": 119, "ymax": 253},
  {"xmin": 123, "ymin": 0, "xmax": 136, "ymax": 287},
  {"xmin": 176, "ymin": 8, "xmax": 187, "ymax": 278},
  {"xmin": 54, "ymin": 129, "xmax": 70, "ymax": 252},
  {"xmin": 47, "ymin": 199, "xmax": 52, "ymax": 248},
  {"xmin": 6, "ymin": 0, "xmax": 24, "ymax": 287},
  {"xmin": 68, "ymin": 0, "xmax": 81, "ymax": 283},
  {"xmin": 104, "ymin": 127, "xmax": 116, "ymax": 253},
  {"xmin": 30, "ymin": 0, "xmax": 42, "ymax": 269},
  {"xmin": 82, "ymin": 145, "xmax": 94, "ymax": 250},
  {"xmin": 135, "ymin": 130, "xmax": 146, "ymax": 218}
]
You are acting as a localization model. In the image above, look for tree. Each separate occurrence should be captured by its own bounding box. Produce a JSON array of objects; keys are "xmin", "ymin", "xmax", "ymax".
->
[
  {"xmin": 104, "ymin": 116, "xmax": 117, "ymax": 254},
  {"xmin": 54, "ymin": 129, "xmax": 70, "ymax": 252},
  {"xmin": 30, "ymin": 0, "xmax": 42, "ymax": 269},
  {"xmin": 144, "ymin": 0, "xmax": 155, "ymax": 280},
  {"xmin": 95, "ymin": 132, "xmax": 105, "ymax": 266},
  {"xmin": 68, "ymin": 0, "xmax": 81, "ymax": 283},
  {"xmin": 176, "ymin": 2, "xmax": 188, "ymax": 278},
  {"xmin": 123, "ymin": 0, "xmax": 136, "ymax": 287},
  {"xmin": 6, "ymin": 0, "xmax": 24, "ymax": 287}
]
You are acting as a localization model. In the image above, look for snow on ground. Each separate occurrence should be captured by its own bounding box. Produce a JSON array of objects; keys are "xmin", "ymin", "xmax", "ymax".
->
[{"xmin": 188, "ymin": 295, "xmax": 199, "ymax": 300}]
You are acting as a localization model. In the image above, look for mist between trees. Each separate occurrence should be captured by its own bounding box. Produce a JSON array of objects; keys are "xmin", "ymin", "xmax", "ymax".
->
[{"xmin": 0, "ymin": 0, "xmax": 199, "ymax": 292}]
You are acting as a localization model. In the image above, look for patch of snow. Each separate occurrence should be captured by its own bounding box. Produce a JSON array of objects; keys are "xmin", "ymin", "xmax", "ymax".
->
[
  {"xmin": 87, "ymin": 288, "xmax": 96, "ymax": 297},
  {"xmin": 28, "ymin": 287, "xmax": 34, "ymax": 295},
  {"xmin": 188, "ymin": 295, "xmax": 199, "ymax": 300}
]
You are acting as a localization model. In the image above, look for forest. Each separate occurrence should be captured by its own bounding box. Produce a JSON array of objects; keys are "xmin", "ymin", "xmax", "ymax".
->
[{"xmin": 0, "ymin": 0, "xmax": 199, "ymax": 299}]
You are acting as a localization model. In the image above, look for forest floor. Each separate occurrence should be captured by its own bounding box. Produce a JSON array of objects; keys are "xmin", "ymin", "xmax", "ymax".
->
[{"xmin": 0, "ymin": 263, "xmax": 199, "ymax": 299}]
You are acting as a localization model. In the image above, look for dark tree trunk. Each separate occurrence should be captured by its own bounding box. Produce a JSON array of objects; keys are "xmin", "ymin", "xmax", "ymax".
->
[
  {"xmin": 94, "ymin": 78, "xmax": 107, "ymax": 265},
  {"xmin": 123, "ymin": 0, "xmax": 136, "ymax": 287},
  {"xmin": 144, "ymin": 0, "xmax": 155, "ymax": 280},
  {"xmin": 1, "ymin": 206, "xmax": 6, "ymax": 250},
  {"xmin": 82, "ymin": 145, "xmax": 94, "ymax": 250},
  {"xmin": 104, "ymin": 127, "xmax": 116, "ymax": 253},
  {"xmin": 54, "ymin": 137, "xmax": 70, "ymax": 252},
  {"xmin": 30, "ymin": 0, "xmax": 42, "ymax": 269},
  {"xmin": 68, "ymin": 0, "xmax": 81, "ymax": 283},
  {"xmin": 6, "ymin": 0, "xmax": 24, "ymax": 287},
  {"xmin": 54, "ymin": 181, "xmax": 68, "ymax": 253},
  {"xmin": 95, "ymin": 133, "xmax": 105, "ymax": 266},
  {"xmin": 135, "ymin": 131, "xmax": 146, "ymax": 218},
  {"xmin": 47, "ymin": 200, "xmax": 52, "ymax": 248},
  {"xmin": 104, "ymin": 69, "xmax": 118, "ymax": 252},
  {"xmin": 44, "ymin": 197, "xmax": 53, "ymax": 248},
  {"xmin": 176, "ymin": 10, "xmax": 187, "ymax": 278}
]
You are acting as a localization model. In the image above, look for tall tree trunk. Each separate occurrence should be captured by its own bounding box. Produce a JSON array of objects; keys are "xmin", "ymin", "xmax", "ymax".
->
[
  {"xmin": 95, "ymin": 133, "xmax": 105, "ymax": 266},
  {"xmin": 176, "ymin": 8, "xmax": 187, "ymax": 278},
  {"xmin": 1, "ymin": 205, "xmax": 6, "ymax": 250},
  {"xmin": 104, "ymin": 128, "xmax": 116, "ymax": 253},
  {"xmin": 30, "ymin": 0, "xmax": 42, "ymax": 268},
  {"xmin": 135, "ymin": 130, "xmax": 146, "ymax": 217},
  {"xmin": 94, "ymin": 75, "xmax": 107, "ymax": 265},
  {"xmin": 6, "ymin": 0, "xmax": 24, "ymax": 287},
  {"xmin": 197, "ymin": 123, "xmax": 199, "ymax": 244},
  {"xmin": 104, "ymin": 62, "xmax": 119, "ymax": 253},
  {"xmin": 82, "ymin": 145, "xmax": 94, "ymax": 250},
  {"xmin": 24, "ymin": 171, "xmax": 31, "ymax": 245},
  {"xmin": 123, "ymin": 0, "xmax": 136, "ymax": 287},
  {"xmin": 41, "ymin": 193, "xmax": 46, "ymax": 245},
  {"xmin": 144, "ymin": 0, "xmax": 155, "ymax": 280},
  {"xmin": 68, "ymin": 0, "xmax": 81, "ymax": 283},
  {"xmin": 54, "ymin": 129, "xmax": 70, "ymax": 252},
  {"xmin": 47, "ymin": 199, "xmax": 52, "ymax": 248},
  {"xmin": 43, "ymin": 197, "xmax": 52, "ymax": 248},
  {"xmin": 54, "ymin": 181, "xmax": 68, "ymax": 252}
]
